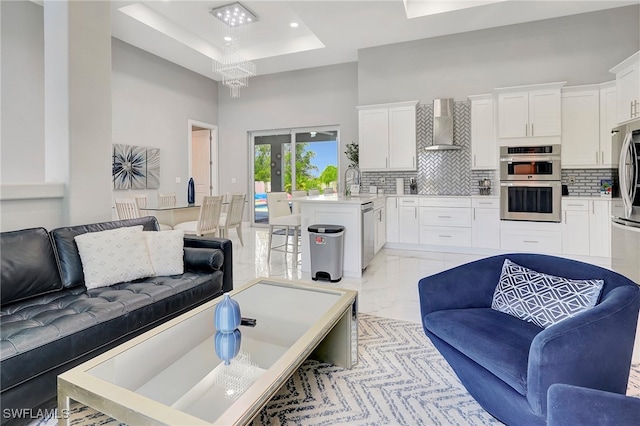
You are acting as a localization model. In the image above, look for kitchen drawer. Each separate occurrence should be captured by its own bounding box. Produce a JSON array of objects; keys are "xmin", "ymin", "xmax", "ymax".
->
[
  {"xmin": 420, "ymin": 197, "xmax": 471, "ymax": 208},
  {"xmin": 398, "ymin": 197, "xmax": 420, "ymax": 207},
  {"xmin": 472, "ymin": 198, "xmax": 500, "ymax": 209},
  {"xmin": 562, "ymin": 199, "xmax": 589, "ymax": 211},
  {"xmin": 420, "ymin": 207, "xmax": 471, "ymax": 227},
  {"xmin": 420, "ymin": 226, "xmax": 472, "ymax": 246},
  {"xmin": 500, "ymin": 229, "xmax": 562, "ymax": 254}
]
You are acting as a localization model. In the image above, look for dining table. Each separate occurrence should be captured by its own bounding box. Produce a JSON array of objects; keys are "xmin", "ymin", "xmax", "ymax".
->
[{"xmin": 139, "ymin": 204, "xmax": 201, "ymax": 227}]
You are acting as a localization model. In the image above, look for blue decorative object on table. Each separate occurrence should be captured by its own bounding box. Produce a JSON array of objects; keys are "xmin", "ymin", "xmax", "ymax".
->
[
  {"xmin": 214, "ymin": 329, "xmax": 241, "ymax": 365},
  {"xmin": 187, "ymin": 177, "xmax": 195, "ymax": 205},
  {"xmin": 215, "ymin": 293, "xmax": 241, "ymax": 333}
]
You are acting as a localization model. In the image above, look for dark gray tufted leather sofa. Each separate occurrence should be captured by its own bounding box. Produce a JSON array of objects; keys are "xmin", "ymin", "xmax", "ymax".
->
[{"xmin": 0, "ymin": 216, "xmax": 233, "ymax": 421}]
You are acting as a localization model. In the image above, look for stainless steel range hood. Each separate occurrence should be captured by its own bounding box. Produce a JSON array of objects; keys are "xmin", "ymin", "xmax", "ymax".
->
[{"xmin": 424, "ymin": 98, "xmax": 461, "ymax": 151}]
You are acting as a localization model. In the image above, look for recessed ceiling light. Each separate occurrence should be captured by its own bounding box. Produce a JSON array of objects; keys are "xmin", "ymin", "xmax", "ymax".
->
[
  {"xmin": 290, "ymin": 22, "xmax": 299, "ymax": 28},
  {"xmin": 224, "ymin": 36, "xmax": 232, "ymax": 42}
]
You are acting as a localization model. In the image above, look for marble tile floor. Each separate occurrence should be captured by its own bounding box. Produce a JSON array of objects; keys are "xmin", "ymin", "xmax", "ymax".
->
[{"xmin": 228, "ymin": 225, "xmax": 487, "ymax": 325}]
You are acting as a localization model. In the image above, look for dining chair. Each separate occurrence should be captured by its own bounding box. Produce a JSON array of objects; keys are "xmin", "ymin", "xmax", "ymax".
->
[
  {"xmin": 291, "ymin": 190, "xmax": 308, "ymax": 215},
  {"xmin": 174, "ymin": 195, "xmax": 223, "ymax": 236},
  {"xmin": 158, "ymin": 192, "xmax": 177, "ymax": 207},
  {"xmin": 218, "ymin": 193, "xmax": 246, "ymax": 245},
  {"xmin": 115, "ymin": 197, "xmax": 172, "ymax": 230},
  {"xmin": 324, "ymin": 188, "xmax": 335, "ymax": 194},
  {"xmin": 114, "ymin": 198, "xmax": 140, "ymax": 220},
  {"xmin": 266, "ymin": 192, "xmax": 301, "ymax": 262},
  {"xmin": 134, "ymin": 194, "xmax": 148, "ymax": 209},
  {"xmin": 308, "ymin": 189, "xmax": 320, "ymax": 196}
]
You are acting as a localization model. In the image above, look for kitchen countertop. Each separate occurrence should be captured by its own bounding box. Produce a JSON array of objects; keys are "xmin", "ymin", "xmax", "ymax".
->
[{"xmin": 294, "ymin": 194, "xmax": 385, "ymax": 204}]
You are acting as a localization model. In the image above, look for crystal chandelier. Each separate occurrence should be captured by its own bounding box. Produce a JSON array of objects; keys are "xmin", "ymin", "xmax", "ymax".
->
[{"xmin": 210, "ymin": 2, "xmax": 257, "ymax": 98}]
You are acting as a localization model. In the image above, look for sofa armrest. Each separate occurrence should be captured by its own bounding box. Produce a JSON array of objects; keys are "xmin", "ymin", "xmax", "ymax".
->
[
  {"xmin": 418, "ymin": 255, "xmax": 505, "ymax": 316},
  {"xmin": 184, "ymin": 236, "xmax": 233, "ymax": 293},
  {"xmin": 184, "ymin": 247, "xmax": 224, "ymax": 272},
  {"xmin": 547, "ymin": 383, "xmax": 640, "ymax": 426},
  {"xmin": 527, "ymin": 285, "xmax": 640, "ymax": 417}
]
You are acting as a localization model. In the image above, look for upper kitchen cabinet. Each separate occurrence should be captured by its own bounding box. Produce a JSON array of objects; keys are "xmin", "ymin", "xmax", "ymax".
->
[
  {"xmin": 358, "ymin": 101, "xmax": 418, "ymax": 171},
  {"xmin": 496, "ymin": 82, "xmax": 565, "ymax": 140},
  {"xmin": 561, "ymin": 82, "xmax": 618, "ymax": 168},
  {"xmin": 610, "ymin": 51, "xmax": 640, "ymax": 124},
  {"xmin": 561, "ymin": 85, "xmax": 600, "ymax": 167},
  {"xmin": 469, "ymin": 94, "xmax": 496, "ymax": 169}
]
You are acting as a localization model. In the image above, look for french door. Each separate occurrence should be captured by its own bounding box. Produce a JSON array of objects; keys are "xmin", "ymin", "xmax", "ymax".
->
[{"xmin": 250, "ymin": 126, "xmax": 339, "ymax": 226}]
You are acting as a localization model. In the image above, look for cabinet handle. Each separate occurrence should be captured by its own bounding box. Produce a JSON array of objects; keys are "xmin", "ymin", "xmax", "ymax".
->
[
  {"xmin": 631, "ymin": 101, "xmax": 635, "ymax": 118},
  {"xmin": 523, "ymin": 240, "xmax": 539, "ymax": 244},
  {"xmin": 601, "ymin": 151, "xmax": 604, "ymax": 164},
  {"xmin": 414, "ymin": 207, "xmax": 417, "ymax": 219},
  {"xmin": 531, "ymin": 123, "xmax": 534, "ymax": 136},
  {"xmin": 438, "ymin": 235, "xmax": 452, "ymax": 238},
  {"xmin": 413, "ymin": 156, "xmax": 415, "ymax": 168},
  {"xmin": 478, "ymin": 202, "xmax": 492, "ymax": 205},
  {"xmin": 564, "ymin": 211, "xmax": 567, "ymax": 224},
  {"xmin": 473, "ymin": 209, "xmax": 476, "ymax": 220},
  {"xmin": 438, "ymin": 215, "xmax": 452, "ymax": 219},
  {"xmin": 592, "ymin": 201, "xmax": 595, "ymax": 215},
  {"xmin": 596, "ymin": 151, "xmax": 599, "ymax": 164},
  {"xmin": 525, "ymin": 123, "xmax": 528, "ymax": 136}
]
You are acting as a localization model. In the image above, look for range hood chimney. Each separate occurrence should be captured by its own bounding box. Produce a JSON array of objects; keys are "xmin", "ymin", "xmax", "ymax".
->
[{"xmin": 424, "ymin": 98, "xmax": 461, "ymax": 151}]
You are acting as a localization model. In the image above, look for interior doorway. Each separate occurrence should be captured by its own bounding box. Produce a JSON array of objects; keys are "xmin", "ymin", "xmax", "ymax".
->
[{"xmin": 188, "ymin": 120, "xmax": 218, "ymax": 204}]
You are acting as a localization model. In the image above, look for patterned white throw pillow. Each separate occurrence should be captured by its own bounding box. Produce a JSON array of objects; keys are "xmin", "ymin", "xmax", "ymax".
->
[
  {"xmin": 74, "ymin": 226, "xmax": 155, "ymax": 289},
  {"xmin": 143, "ymin": 230, "xmax": 185, "ymax": 276},
  {"xmin": 491, "ymin": 259, "xmax": 604, "ymax": 328}
]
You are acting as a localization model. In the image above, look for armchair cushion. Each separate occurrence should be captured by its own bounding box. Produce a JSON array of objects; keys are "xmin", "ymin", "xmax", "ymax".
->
[
  {"xmin": 425, "ymin": 307, "xmax": 541, "ymax": 396},
  {"xmin": 492, "ymin": 259, "xmax": 604, "ymax": 328}
]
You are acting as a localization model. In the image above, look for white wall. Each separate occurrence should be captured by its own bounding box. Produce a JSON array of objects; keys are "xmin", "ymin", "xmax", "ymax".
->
[
  {"xmin": 112, "ymin": 39, "xmax": 218, "ymax": 206},
  {"xmin": 358, "ymin": 5, "xmax": 640, "ymax": 104},
  {"xmin": 1, "ymin": 0, "xmax": 44, "ymax": 184},
  {"xmin": 217, "ymin": 62, "xmax": 358, "ymax": 204},
  {"xmin": 0, "ymin": 2, "xmax": 219, "ymax": 231}
]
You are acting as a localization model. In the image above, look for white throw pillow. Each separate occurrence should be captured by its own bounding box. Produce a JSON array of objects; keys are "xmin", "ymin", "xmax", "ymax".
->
[
  {"xmin": 74, "ymin": 226, "xmax": 155, "ymax": 289},
  {"xmin": 143, "ymin": 230, "xmax": 185, "ymax": 276}
]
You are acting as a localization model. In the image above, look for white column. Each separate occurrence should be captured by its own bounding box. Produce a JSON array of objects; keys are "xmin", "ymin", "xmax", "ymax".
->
[{"xmin": 44, "ymin": 0, "xmax": 112, "ymax": 225}]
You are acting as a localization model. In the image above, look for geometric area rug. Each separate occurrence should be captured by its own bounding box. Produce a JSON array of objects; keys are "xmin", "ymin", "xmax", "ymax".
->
[{"xmin": 32, "ymin": 313, "xmax": 640, "ymax": 426}]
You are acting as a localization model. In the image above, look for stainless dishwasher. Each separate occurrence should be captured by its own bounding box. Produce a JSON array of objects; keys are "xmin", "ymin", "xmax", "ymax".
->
[{"xmin": 361, "ymin": 202, "xmax": 375, "ymax": 269}]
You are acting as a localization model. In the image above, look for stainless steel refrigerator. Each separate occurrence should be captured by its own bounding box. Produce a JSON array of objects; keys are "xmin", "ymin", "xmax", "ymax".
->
[{"xmin": 611, "ymin": 118, "xmax": 640, "ymax": 284}]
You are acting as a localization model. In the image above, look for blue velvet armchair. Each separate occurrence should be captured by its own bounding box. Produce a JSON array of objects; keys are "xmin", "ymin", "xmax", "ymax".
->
[
  {"xmin": 547, "ymin": 383, "xmax": 640, "ymax": 426},
  {"xmin": 418, "ymin": 253, "xmax": 640, "ymax": 426}
]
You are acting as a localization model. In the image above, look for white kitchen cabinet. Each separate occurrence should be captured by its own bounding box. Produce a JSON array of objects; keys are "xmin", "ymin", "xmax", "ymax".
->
[
  {"xmin": 610, "ymin": 51, "xmax": 640, "ymax": 123},
  {"xmin": 561, "ymin": 87, "xmax": 600, "ymax": 168},
  {"xmin": 374, "ymin": 199, "xmax": 386, "ymax": 253},
  {"xmin": 561, "ymin": 199, "xmax": 590, "ymax": 256},
  {"xmin": 589, "ymin": 199, "xmax": 611, "ymax": 258},
  {"xmin": 599, "ymin": 82, "xmax": 618, "ymax": 167},
  {"xmin": 471, "ymin": 198, "xmax": 500, "ymax": 249},
  {"xmin": 386, "ymin": 197, "xmax": 399, "ymax": 243},
  {"xmin": 497, "ymin": 83, "xmax": 564, "ymax": 139},
  {"xmin": 469, "ymin": 94, "xmax": 497, "ymax": 170},
  {"xmin": 358, "ymin": 109, "xmax": 388, "ymax": 169},
  {"xmin": 357, "ymin": 101, "xmax": 418, "ymax": 171},
  {"xmin": 398, "ymin": 199, "xmax": 420, "ymax": 244},
  {"xmin": 500, "ymin": 221, "xmax": 562, "ymax": 254},
  {"xmin": 419, "ymin": 197, "xmax": 471, "ymax": 247}
]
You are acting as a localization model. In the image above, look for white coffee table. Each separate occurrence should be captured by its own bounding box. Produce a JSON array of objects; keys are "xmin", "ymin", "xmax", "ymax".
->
[{"xmin": 57, "ymin": 278, "xmax": 358, "ymax": 425}]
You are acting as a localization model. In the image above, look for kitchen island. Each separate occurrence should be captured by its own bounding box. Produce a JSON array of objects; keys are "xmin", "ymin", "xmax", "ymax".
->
[{"xmin": 296, "ymin": 194, "xmax": 385, "ymax": 278}]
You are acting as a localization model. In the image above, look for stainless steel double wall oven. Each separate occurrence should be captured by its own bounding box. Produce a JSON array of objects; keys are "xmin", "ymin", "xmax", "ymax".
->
[{"xmin": 499, "ymin": 145, "xmax": 562, "ymax": 222}]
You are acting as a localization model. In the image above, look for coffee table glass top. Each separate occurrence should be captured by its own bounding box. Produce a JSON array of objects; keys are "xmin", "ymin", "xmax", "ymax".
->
[{"xmin": 74, "ymin": 278, "xmax": 356, "ymax": 424}]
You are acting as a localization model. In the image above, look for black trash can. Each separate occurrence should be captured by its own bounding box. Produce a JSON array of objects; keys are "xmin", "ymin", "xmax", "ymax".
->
[{"xmin": 308, "ymin": 224, "xmax": 345, "ymax": 282}]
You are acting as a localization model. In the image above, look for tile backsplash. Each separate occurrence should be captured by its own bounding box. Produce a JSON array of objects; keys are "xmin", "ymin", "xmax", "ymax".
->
[{"xmin": 562, "ymin": 168, "xmax": 618, "ymax": 197}]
